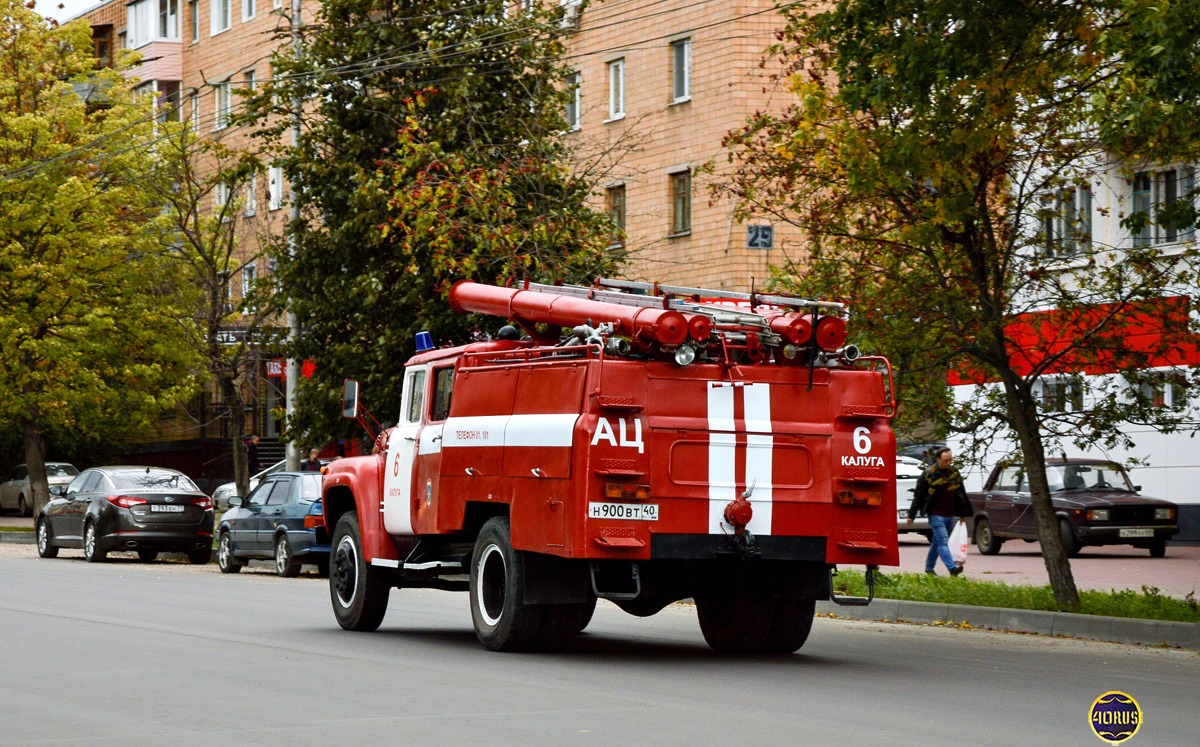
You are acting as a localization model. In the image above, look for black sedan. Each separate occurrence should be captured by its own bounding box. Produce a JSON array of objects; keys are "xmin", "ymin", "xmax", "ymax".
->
[
  {"xmin": 216, "ymin": 472, "xmax": 329, "ymax": 577},
  {"xmin": 37, "ymin": 467, "xmax": 214, "ymax": 564}
]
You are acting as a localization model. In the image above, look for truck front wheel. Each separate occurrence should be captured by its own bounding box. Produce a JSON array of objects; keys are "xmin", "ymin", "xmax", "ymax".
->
[
  {"xmin": 470, "ymin": 517, "xmax": 545, "ymax": 651},
  {"xmin": 330, "ymin": 511, "xmax": 390, "ymax": 632}
]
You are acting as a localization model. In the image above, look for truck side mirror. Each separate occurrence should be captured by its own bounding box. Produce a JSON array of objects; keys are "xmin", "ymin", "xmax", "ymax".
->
[{"xmin": 342, "ymin": 379, "xmax": 359, "ymax": 419}]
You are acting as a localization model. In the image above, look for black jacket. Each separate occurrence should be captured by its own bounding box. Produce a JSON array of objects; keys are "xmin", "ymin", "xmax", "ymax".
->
[{"xmin": 907, "ymin": 464, "xmax": 974, "ymax": 519}]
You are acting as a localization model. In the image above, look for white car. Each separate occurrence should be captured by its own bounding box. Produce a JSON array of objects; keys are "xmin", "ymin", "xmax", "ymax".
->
[
  {"xmin": 896, "ymin": 455, "xmax": 932, "ymax": 539},
  {"xmin": 0, "ymin": 462, "xmax": 79, "ymax": 516},
  {"xmin": 211, "ymin": 460, "xmax": 286, "ymax": 510}
]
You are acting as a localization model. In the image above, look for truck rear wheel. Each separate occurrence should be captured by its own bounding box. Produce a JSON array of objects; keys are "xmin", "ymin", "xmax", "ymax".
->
[
  {"xmin": 695, "ymin": 576, "xmax": 775, "ymax": 654},
  {"xmin": 330, "ymin": 511, "xmax": 390, "ymax": 632},
  {"xmin": 470, "ymin": 517, "xmax": 545, "ymax": 651},
  {"xmin": 534, "ymin": 600, "xmax": 595, "ymax": 650},
  {"xmin": 762, "ymin": 598, "xmax": 816, "ymax": 654}
]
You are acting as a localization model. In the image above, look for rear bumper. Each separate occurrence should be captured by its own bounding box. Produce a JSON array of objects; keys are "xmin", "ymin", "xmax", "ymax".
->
[
  {"xmin": 651, "ymin": 534, "xmax": 826, "ymax": 561},
  {"xmin": 97, "ymin": 512, "xmax": 214, "ymax": 552}
]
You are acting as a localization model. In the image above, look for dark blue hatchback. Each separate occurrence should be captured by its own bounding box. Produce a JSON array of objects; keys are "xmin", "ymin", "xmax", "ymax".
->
[{"xmin": 216, "ymin": 472, "xmax": 329, "ymax": 576}]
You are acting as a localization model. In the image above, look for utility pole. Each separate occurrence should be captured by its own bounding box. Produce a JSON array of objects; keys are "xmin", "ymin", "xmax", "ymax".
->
[{"xmin": 284, "ymin": 0, "xmax": 304, "ymax": 471}]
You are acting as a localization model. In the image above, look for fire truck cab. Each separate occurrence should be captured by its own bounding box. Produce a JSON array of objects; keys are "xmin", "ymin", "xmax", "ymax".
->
[{"xmin": 321, "ymin": 279, "xmax": 899, "ymax": 653}]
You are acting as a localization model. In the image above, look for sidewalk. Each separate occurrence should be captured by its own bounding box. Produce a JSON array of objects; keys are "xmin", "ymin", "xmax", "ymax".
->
[{"xmin": 0, "ymin": 515, "xmax": 34, "ymax": 544}]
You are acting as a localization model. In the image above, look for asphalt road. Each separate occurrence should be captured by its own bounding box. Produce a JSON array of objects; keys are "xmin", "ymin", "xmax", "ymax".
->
[{"xmin": 1, "ymin": 547, "xmax": 1197, "ymax": 746}]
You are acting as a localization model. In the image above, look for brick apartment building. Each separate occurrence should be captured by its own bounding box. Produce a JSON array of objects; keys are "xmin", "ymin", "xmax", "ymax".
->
[{"xmin": 73, "ymin": 0, "xmax": 799, "ymax": 479}]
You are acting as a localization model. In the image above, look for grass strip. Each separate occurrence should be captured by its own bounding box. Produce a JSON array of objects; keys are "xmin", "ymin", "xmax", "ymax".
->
[
  {"xmin": 0, "ymin": 526, "xmax": 33, "ymax": 532},
  {"xmin": 833, "ymin": 570, "xmax": 1200, "ymax": 624}
]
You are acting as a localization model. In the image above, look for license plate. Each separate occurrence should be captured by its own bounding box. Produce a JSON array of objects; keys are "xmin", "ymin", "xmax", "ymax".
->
[
  {"xmin": 1119, "ymin": 528, "xmax": 1153, "ymax": 538},
  {"xmin": 588, "ymin": 502, "xmax": 659, "ymax": 521},
  {"xmin": 150, "ymin": 504, "xmax": 185, "ymax": 513}
]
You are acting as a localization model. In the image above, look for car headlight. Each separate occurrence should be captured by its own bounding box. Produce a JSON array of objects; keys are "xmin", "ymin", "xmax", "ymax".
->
[
  {"xmin": 1155, "ymin": 508, "xmax": 1175, "ymax": 520},
  {"xmin": 1086, "ymin": 509, "xmax": 1109, "ymax": 521}
]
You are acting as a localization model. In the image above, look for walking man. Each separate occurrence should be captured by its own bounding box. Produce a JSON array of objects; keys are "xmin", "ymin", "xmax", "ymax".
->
[
  {"xmin": 246, "ymin": 434, "xmax": 261, "ymax": 475},
  {"xmin": 907, "ymin": 446, "xmax": 973, "ymax": 575}
]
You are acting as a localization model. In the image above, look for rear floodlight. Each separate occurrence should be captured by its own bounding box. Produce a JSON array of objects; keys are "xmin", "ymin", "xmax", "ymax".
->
[{"xmin": 415, "ymin": 331, "xmax": 434, "ymax": 352}]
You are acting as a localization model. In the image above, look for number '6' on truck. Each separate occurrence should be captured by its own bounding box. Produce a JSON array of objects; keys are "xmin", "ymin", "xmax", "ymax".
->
[{"xmin": 321, "ymin": 279, "xmax": 899, "ymax": 653}]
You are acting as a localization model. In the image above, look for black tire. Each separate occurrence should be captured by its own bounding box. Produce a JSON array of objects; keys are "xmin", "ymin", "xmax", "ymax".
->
[
  {"xmin": 274, "ymin": 534, "xmax": 301, "ymax": 577},
  {"xmin": 576, "ymin": 596, "xmax": 597, "ymax": 633},
  {"xmin": 534, "ymin": 600, "xmax": 595, "ymax": 650},
  {"xmin": 762, "ymin": 598, "xmax": 817, "ymax": 654},
  {"xmin": 187, "ymin": 546, "xmax": 212, "ymax": 564},
  {"xmin": 469, "ymin": 516, "xmax": 545, "ymax": 651},
  {"xmin": 975, "ymin": 517, "xmax": 1003, "ymax": 555},
  {"xmin": 217, "ymin": 531, "xmax": 242, "ymax": 573},
  {"xmin": 1148, "ymin": 539, "xmax": 1167, "ymax": 558},
  {"xmin": 1058, "ymin": 519, "xmax": 1081, "ymax": 558},
  {"xmin": 36, "ymin": 517, "xmax": 58, "ymax": 559},
  {"xmin": 315, "ymin": 557, "xmax": 330, "ymax": 577},
  {"xmin": 137, "ymin": 550, "xmax": 158, "ymax": 562},
  {"xmin": 83, "ymin": 521, "xmax": 106, "ymax": 563},
  {"xmin": 694, "ymin": 575, "xmax": 775, "ymax": 654},
  {"xmin": 918, "ymin": 530, "xmax": 933, "ymax": 542},
  {"xmin": 19, "ymin": 495, "xmax": 30, "ymax": 518},
  {"xmin": 330, "ymin": 511, "xmax": 390, "ymax": 632}
]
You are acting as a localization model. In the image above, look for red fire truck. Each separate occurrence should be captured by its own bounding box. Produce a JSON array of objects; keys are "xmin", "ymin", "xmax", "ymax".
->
[{"xmin": 323, "ymin": 279, "xmax": 898, "ymax": 652}]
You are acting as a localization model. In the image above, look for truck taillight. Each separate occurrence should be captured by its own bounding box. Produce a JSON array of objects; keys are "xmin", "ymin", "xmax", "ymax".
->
[
  {"xmin": 835, "ymin": 490, "xmax": 881, "ymax": 507},
  {"xmin": 605, "ymin": 483, "xmax": 650, "ymax": 500},
  {"xmin": 106, "ymin": 495, "xmax": 148, "ymax": 508},
  {"xmin": 192, "ymin": 497, "xmax": 214, "ymax": 511}
]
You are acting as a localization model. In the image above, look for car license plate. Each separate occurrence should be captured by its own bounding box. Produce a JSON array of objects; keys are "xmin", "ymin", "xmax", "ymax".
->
[
  {"xmin": 150, "ymin": 504, "xmax": 185, "ymax": 513},
  {"xmin": 588, "ymin": 502, "xmax": 658, "ymax": 521},
  {"xmin": 1119, "ymin": 528, "xmax": 1153, "ymax": 538}
]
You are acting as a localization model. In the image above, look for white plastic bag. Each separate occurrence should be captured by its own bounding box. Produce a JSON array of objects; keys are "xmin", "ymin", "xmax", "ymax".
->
[{"xmin": 949, "ymin": 521, "xmax": 969, "ymax": 565}]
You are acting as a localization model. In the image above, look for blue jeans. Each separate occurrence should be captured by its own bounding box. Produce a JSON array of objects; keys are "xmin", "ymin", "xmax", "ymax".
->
[{"xmin": 926, "ymin": 514, "xmax": 959, "ymax": 573}]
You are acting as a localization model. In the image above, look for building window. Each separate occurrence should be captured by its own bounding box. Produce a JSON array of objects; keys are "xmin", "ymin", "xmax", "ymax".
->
[
  {"xmin": 190, "ymin": 91, "xmax": 200, "ymax": 134},
  {"xmin": 189, "ymin": 0, "xmax": 198, "ymax": 42},
  {"xmin": 94, "ymin": 38, "xmax": 110, "ymax": 66},
  {"xmin": 565, "ymin": 71, "xmax": 581, "ymax": 130},
  {"xmin": 669, "ymin": 170, "xmax": 691, "ymax": 236},
  {"xmin": 158, "ymin": 81, "xmax": 181, "ymax": 123},
  {"xmin": 243, "ymin": 0, "xmax": 255, "ymax": 21},
  {"xmin": 671, "ymin": 38, "xmax": 691, "ymax": 102},
  {"xmin": 118, "ymin": 31, "xmax": 127, "ymax": 49},
  {"xmin": 159, "ymin": 0, "xmax": 179, "ymax": 38},
  {"xmin": 607, "ymin": 58, "xmax": 624, "ymax": 120},
  {"xmin": 273, "ymin": 0, "xmax": 281, "ymax": 10},
  {"xmin": 245, "ymin": 178, "xmax": 257, "ymax": 216},
  {"xmin": 212, "ymin": 0, "xmax": 231, "ymax": 34},
  {"xmin": 242, "ymin": 263, "xmax": 257, "ymax": 310},
  {"xmin": 606, "ymin": 185, "xmax": 625, "ymax": 244},
  {"xmin": 214, "ymin": 182, "xmax": 229, "ymax": 214},
  {"xmin": 214, "ymin": 82, "xmax": 231, "ymax": 129},
  {"xmin": 268, "ymin": 165, "xmax": 283, "ymax": 210},
  {"xmin": 1133, "ymin": 169, "xmax": 1196, "ymax": 247},
  {"xmin": 1041, "ymin": 184, "xmax": 1091, "ymax": 257},
  {"xmin": 128, "ymin": 0, "xmax": 153, "ymax": 47},
  {"xmin": 244, "ymin": 70, "xmax": 256, "ymax": 91},
  {"xmin": 1138, "ymin": 371, "xmax": 1188, "ymax": 408},
  {"xmin": 1040, "ymin": 376, "xmax": 1082, "ymax": 413}
]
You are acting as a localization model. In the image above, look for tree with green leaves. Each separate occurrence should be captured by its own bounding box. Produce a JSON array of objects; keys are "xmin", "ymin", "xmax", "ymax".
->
[
  {"xmin": 145, "ymin": 119, "xmax": 281, "ymax": 499},
  {"xmin": 722, "ymin": 0, "xmax": 1200, "ymax": 608},
  {"xmin": 244, "ymin": 0, "xmax": 622, "ymax": 444},
  {"xmin": 0, "ymin": 0, "xmax": 201, "ymax": 514}
]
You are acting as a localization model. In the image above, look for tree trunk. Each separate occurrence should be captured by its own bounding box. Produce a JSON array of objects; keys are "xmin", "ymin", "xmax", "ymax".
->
[
  {"xmin": 1003, "ymin": 382, "xmax": 1080, "ymax": 609},
  {"xmin": 223, "ymin": 374, "xmax": 250, "ymax": 500},
  {"xmin": 22, "ymin": 414, "xmax": 49, "ymax": 518}
]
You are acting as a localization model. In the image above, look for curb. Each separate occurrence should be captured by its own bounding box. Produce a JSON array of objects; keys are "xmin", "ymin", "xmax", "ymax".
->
[
  {"xmin": 0, "ymin": 531, "xmax": 35, "ymax": 545},
  {"xmin": 816, "ymin": 599, "xmax": 1200, "ymax": 651}
]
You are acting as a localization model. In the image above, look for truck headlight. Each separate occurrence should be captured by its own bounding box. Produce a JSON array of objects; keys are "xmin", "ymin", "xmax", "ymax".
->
[
  {"xmin": 1155, "ymin": 508, "xmax": 1175, "ymax": 520},
  {"xmin": 1086, "ymin": 509, "xmax": 1109, "ymax": 521}
]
